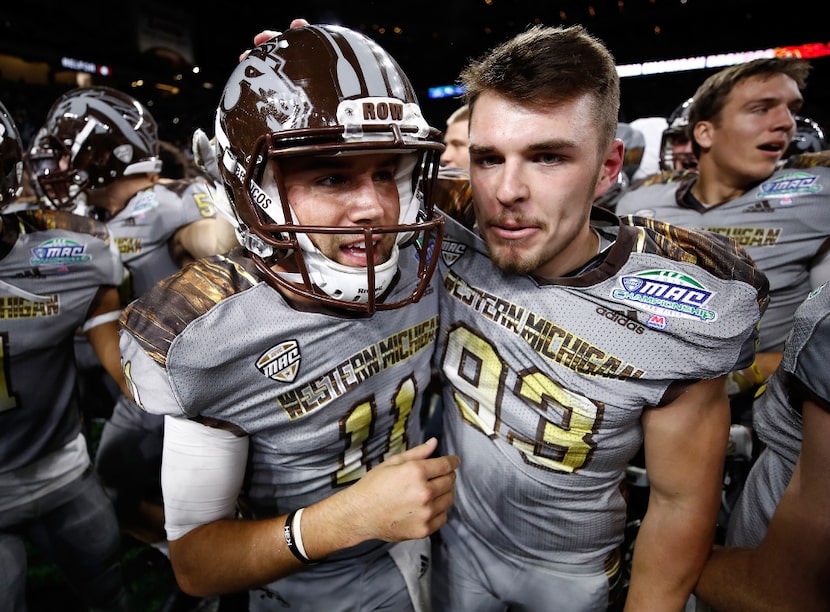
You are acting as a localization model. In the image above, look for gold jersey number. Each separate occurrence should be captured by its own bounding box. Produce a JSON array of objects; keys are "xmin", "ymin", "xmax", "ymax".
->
[{"xmin": 442, "ymin": 325, "xmax": 600, "ymax": 473}]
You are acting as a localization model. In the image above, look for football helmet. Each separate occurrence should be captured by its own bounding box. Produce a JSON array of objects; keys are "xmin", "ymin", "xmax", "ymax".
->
[
  {"xmin": 0, "ymin": 100, "xmax": 23, "ymax": 208},
  {"xmin": 29, "ymin": 86, "xmax": 162, "ymax": 209},
  {"xmin": 784, "ymin": 115, "xmax": 827, "ymax": 159},
  {"xmin": 215, "ymin": 24, "xmax": 445, "ymax": 313},
  {"xmin": 616, "ymin": 122, "xmax": 644, "ymax": 180},
  {"xmin": 659, "ymin": 97, "xmax": 697, "ymax": 172}
]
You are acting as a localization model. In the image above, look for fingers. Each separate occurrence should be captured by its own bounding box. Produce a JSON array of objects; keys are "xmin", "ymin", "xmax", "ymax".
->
[
  {"xmin": 379, "ymin": 438, "xmax": 459, "ymax": 482},
  {"xmin": 191, "ymin": 128, "xmax": 220, "ymax": 183},
  {"xmin": 421, "ymin": 454, "xmax": 461, "ymax": 481},
  {"xmin": 383, "ymin": 437, "xmax": 439, "ymax": 465},
  {"xmin": 253, "ymin": 30, "xmax": 281, "ymax": 46},
  {"xmin": 239, "ymin": 30, "xmax": 280, "ymax": 62},
  {"xmin": 426, "ymin": 471, "xmax": 457, "ymax": 505},
  {"xmin": 241, "ymin": 19, "xmax": 308, "ymax": 62}
]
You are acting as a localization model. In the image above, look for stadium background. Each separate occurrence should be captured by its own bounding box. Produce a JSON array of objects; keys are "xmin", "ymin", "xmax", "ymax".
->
[{"xmin": 2, "ymin": 0, "xmax": 829, "ymax": 151}]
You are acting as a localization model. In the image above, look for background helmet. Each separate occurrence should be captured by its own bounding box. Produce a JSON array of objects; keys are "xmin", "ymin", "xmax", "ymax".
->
[
  {"xmin": 30, "ymin": 86, "xmax": 161, "ymax": 209},
  {"xmin": 615, "ymin": 122, "xmax": 645, "ymax": 181},
  {"xmin": 215, "ymin": 24, "xmax": 445, "ymax": 313},
  {"xmin": 659, "ymin": 97, "xmax": 697, "ymax": 172},
  {"xmin": 0, "ymin": 100, "xmax": 23, "ymax": 207},
  {"xmin": 784, "ymin": 115, "xmax": 827, "ymax": 159}
]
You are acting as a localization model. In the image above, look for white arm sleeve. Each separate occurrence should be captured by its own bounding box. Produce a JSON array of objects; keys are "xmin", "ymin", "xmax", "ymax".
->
[
  {"xmin": 810, "ymin": 249, "xmax": 830, "ymax": 289},
  {"xmin": 161, "ymin": 415, "xmax": 249, "ymax": 541}
]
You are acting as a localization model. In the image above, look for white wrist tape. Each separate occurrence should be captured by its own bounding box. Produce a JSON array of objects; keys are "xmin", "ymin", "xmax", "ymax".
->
[{"xmin": 81, "ymin": 310, "xmax": 122, "ymax": 333}]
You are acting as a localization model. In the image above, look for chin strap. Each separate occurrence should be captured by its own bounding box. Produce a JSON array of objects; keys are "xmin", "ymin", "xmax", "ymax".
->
[{"xmin": 279, "ymin": 245, "xmax": 399, "ymax": 304}]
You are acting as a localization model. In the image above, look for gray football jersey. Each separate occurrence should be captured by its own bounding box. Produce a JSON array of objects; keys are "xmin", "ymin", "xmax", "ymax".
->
[
  {"xmin": 615, "ymin": 153, "xmax": 830, "ymax": 351},
  {"xmin": 104, "ymin": 178, "xmax": 216, "ymax": 301},
  {"xmin": 120, "ymin": 247, "xmax": 439, "ymax": 518},
  {"xmin": 727, "ymin": 281, "xmax": 830, "ymax": 547},
  {"xmin": 0, "ymin": 210, "xmax": 123, "ymax": 472},
  {"xmin": 436, "ymin": 208, "xmax": 768, "ymax": 568}
]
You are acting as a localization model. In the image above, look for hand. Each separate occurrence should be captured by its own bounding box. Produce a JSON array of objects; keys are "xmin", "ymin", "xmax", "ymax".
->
[
  {"xmin": 336, "ymin": 437, "xmax": 459, "ymax": 544},
  {"xmin": 191, "ymin": 128, "xmax": 220, "ymax": 184},
  {"xmin": 240, "ymin": 19, "xmax": 310, "ymax": 61}
]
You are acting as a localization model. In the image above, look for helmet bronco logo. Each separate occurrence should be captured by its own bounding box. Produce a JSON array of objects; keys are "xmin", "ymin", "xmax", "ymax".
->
[{"xmin": 220, "ymin": 41, "xmax": 312, "ymax": 132}]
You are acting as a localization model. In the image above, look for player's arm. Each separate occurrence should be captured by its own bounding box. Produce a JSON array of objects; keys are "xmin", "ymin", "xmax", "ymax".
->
[
  {"xmin": 695, "ymin": 397, "xmax": 830, "ymax": 611},
  {"xmin": 164, "ymin": 417, "xmax": 459, "ymax": 597},
  {"xmin": 809, "ymin": 248, "xmax": 830, "ymax": 290},
  {"xmin": 625, "ymin": 376, "xmax": 730, "ymax": 611},
  {"xmin": 83, "ymin": 285, "xmax": 130, "ymax": 398},
  {"xmin": 169, "ymin": 216, "xmax": 234, "ymax": 266}
]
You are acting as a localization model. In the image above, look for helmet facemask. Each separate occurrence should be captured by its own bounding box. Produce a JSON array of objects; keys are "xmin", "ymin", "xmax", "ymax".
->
[
  {"xmin": 659, "ymin": 96, "xmax": 697, "ymax": 172},
  {"xmin": 29, "ymin": 136, "xmax": 89, "ymax": 209},
  {"xmin": 234, "ymin": 125, "xmax": 444, "ymax": 313}
]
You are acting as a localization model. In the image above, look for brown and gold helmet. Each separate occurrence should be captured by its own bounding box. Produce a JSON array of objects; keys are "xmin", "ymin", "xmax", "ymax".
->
[{"xmin": 214, "ymin": 24, "xmax": 444, "ymax": 312}]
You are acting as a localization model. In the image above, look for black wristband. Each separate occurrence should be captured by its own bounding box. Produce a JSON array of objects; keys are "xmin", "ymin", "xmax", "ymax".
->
[{"xmin": 283, "ymin": 509, "xmax": 317, "ymax": 565}]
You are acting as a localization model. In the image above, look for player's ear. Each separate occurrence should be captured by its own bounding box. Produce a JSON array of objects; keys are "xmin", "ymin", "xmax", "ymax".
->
[
  {"xmin": 693, "ymin": 121, "xmax": 714, "ymax": 150},
  {"xmin": 594, "ymin": 138, "xmax": 625, "ymax": 200}
]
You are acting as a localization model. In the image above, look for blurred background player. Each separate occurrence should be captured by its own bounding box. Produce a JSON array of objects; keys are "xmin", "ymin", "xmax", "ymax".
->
[
  {"xmin": 0, "ymin": 98, "xmax": 129, "ymax": 611},
  {"xmin": 658, "ymin": 96, "xmax": 698, "ymax": 172},
  {"xmin": 696, "ymin": 282, "xmax": 830, "ymax": 610},
  {"xmin": 630, "ymin": 115, "xmax": 669, "ymax": 180},
  {"xmin": 439, "ymin": 104, "xmax": 470, "ymax": 170},
  {"xmin": 594, "ymin": 121, "xmax": 645, "ymax": 210},
  {"xmin": 29, "ymin": 85, "xmax": 236, "ymax": 608},
  {"xmin": 615, "ymin": 58, "xmax": 826, "ymax": 398}
]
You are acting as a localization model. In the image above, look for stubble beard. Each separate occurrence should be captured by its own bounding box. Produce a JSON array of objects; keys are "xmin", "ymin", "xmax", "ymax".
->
[{"xmin": 487, "ymin": 238, "xmax": 543, "ymax": 275}]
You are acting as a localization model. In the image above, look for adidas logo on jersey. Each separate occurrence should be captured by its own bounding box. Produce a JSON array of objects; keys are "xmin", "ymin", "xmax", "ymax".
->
[
  {"xmin": 741, "ymin": 200, "xmax": 774, "ymax": 213},
  {"xmin": 256, "ymin": 340, "xmax": 301, "ymax": 383},
  {"xmin": 595, "ymin": 306, "xmax": 645, "ymax": 334}
]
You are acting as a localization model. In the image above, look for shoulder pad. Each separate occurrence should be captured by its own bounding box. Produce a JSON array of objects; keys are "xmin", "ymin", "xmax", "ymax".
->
[
  {"xmin": 121, "ymin": 249, "xmax": 258, "ymax": 366},
  {"xmin": 17, "ymin": 209, "xmax": 110, "ymax": 242},
  {"xmin": 629, "ymin": 169, "xmax": 696, "ymax": 190},
  {"xmin": 782, "ymin": 150, "xmax": 830, "ymax": 169}
]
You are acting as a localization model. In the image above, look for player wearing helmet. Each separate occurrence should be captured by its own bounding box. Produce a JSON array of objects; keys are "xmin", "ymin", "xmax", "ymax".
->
[
  {"xmin": 118, "ymin": 24, "xmax": 457, "ymax": 611},
  {"xmin": 592, "ymin": 122, "xmax": 643, "ymax": 211},
  {"xmin": 29, "ymin": 86, "xmax": 237, "ymax": 565},
  {"xmin": 0, "ymin": 99, "xmax": 129, "ymax": 611},
  {"xmin": 429, "ymin": 25, "xmax": 767, "ymax": 611},
  {"xmin": 658, "ymin": 96, "xmax": 698, "ymax": 172},
  {"xmin": 30, "ymin": 86, "xmax": 163, "ymax": 210},
  {"xmin": 782, "ymin": 114, "xmax": 827, "ymax": 161},
  {"xmin": 616, "ymin": 58, "xmax": 829, "ymax": 397}
]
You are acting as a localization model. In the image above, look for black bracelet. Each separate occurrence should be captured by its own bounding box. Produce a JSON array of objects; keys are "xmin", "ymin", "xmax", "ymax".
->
[{"xmin": 283, "ymin": 508, "xmax": 317, "ymax": 565}]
